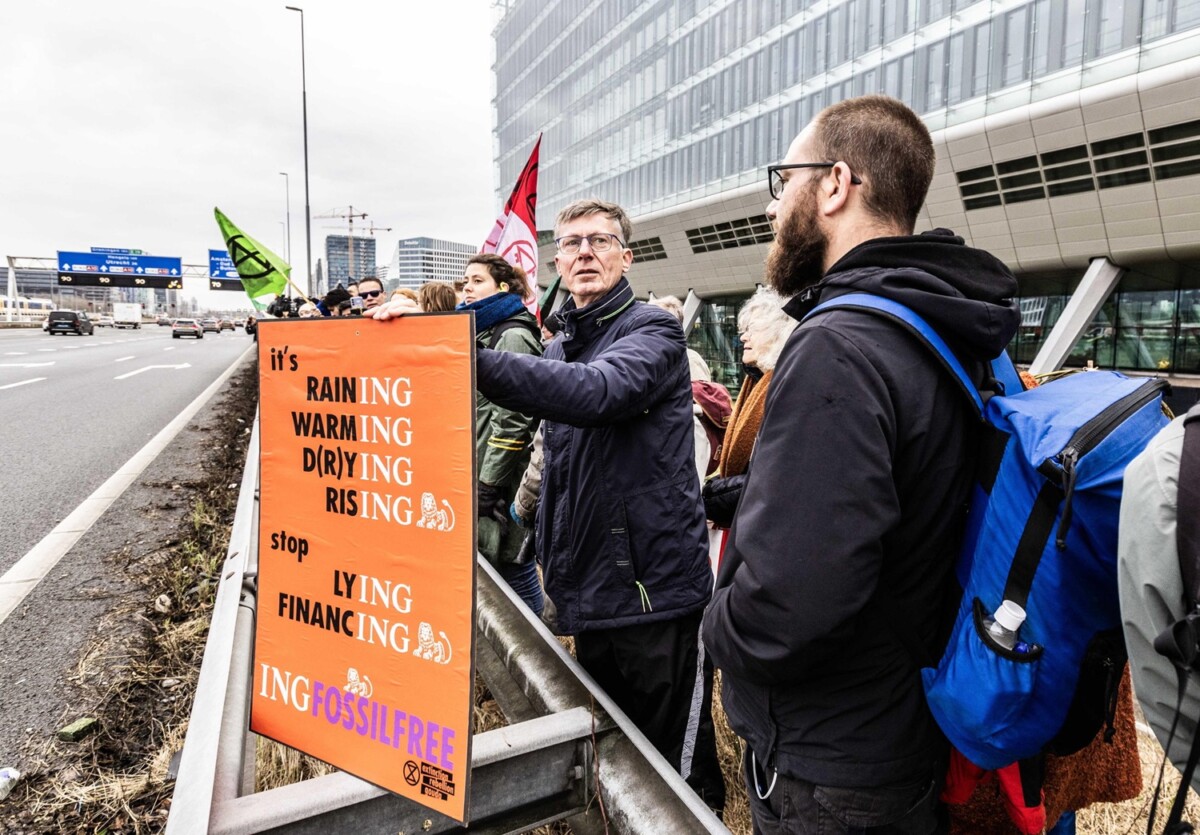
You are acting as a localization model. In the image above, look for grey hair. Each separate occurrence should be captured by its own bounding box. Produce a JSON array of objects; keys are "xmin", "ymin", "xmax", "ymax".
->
[
  {"xmin": 738, "ymin": 287, "xmax": 796, "ymax": 372},
  {"xmin": 648, "ymin": 295, "xmax": 684, "ymax": 325},
  {"xmin": 555, "ymin": 198, "xmax": 633, "ymax": 244}
]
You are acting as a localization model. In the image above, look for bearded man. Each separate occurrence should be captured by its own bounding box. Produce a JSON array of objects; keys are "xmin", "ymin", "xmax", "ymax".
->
[{"xmin": 702, "ymin": 96, "xmax": 1021, "ymax": 834}]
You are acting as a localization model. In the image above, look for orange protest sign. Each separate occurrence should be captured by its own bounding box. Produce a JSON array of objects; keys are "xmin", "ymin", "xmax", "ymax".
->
[{"xmin": 251, "ymin": 314, "xmax": 476, "ymax": 823}]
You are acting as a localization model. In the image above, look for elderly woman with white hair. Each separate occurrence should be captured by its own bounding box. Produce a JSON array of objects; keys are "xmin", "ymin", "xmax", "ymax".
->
[{"xmin": 703, "ymin": 287, "xmax": 796, "ymax": 532}]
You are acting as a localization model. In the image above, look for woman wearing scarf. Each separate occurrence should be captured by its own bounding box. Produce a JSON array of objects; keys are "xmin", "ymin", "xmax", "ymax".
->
[
  {"xmin": 702, "ymin": 288, "xmax": 796, "ymax": 554},
  {"xmin": 460, "ymin": 254, "xmax": 545, "ymax": 615}
]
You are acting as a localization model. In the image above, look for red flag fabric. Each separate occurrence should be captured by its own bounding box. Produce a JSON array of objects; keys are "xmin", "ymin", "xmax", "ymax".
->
[{"xmin": 482, "ymin": 135, "xmax": 541, "ymax": 315}]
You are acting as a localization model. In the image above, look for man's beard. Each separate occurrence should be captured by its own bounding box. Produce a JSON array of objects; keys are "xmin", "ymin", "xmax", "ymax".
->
[{"xmin": 765, "ymin": 190, "xmax": 827, "ymax": 298}]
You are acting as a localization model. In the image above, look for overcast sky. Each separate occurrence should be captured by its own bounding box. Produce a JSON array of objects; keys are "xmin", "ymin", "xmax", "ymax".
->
[{"xmin": 0, "ymin": 0, "xmax": 500, "ymax": 307}]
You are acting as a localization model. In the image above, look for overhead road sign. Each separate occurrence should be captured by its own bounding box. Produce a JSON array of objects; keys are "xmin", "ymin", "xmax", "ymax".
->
[
  {"xmin": 57, "ymin": 250, "xmax": 183, "ymax": 289},
  {"xmin": 208, "ymin": 249, "xmax": 243, "ymax": 290},
  {"xmin": 90, "ymin": 247, "xmax": 143, "ymax": 255}
]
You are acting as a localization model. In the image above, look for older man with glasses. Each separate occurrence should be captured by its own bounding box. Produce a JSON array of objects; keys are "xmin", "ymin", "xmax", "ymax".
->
[{"xmin": 370, "ymin": 197, "xmax": 725, "ymax": 812}]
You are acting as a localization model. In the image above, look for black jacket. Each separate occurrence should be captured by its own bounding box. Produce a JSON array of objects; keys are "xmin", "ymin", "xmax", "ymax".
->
[
  {"xmin": 703, "ymin": 230, "xmax": 1020, "ymax": 787},
  {"xmin": 476, "ymin": 278, "xmax": 712, "ymax": 634}
]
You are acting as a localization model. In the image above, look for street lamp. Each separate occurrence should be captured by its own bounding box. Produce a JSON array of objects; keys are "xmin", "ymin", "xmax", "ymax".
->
[
  {"xmin": 279, "ymin": 171, "xmax": 292, "ymax": 265},
  {"xmin": 285, "ymin": 5, "xmax": 313, "ymax": 299}
]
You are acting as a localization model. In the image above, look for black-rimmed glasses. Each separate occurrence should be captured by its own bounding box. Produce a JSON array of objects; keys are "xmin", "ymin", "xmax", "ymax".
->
[{"xmin": 768, "ymin": 163, "xmax": 862, "ymax": 199}]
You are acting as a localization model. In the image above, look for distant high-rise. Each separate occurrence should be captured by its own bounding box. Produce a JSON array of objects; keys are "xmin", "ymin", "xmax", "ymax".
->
[
  {"xmin": 388, "ymin": 237, "xmax": 476, "ymax": 289},
  {"xmin": 324, "ymin": 235, "xmax": 376, "ymax": 288}
]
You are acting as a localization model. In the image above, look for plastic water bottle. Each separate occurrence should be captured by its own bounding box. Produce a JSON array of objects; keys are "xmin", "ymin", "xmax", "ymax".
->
[{"xmin": 984, "ymin": 600, "xmax": 1027, "ymax": 651}]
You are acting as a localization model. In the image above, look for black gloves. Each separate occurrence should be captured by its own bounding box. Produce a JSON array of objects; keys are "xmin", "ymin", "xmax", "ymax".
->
[
  {"xmin": 702, "ymin": 474, "xmax": 747, "ymax": 529},
  {"xmin": 477, "ymin": 482, "xmax": 510, "ymax": 536}
]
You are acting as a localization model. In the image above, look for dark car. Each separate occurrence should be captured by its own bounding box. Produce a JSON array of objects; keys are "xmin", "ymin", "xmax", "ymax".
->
[
  {"xmin": 47, "ymin": 310, "xmax": 94, "ymax": 336},
  {"xmin": 172, "ymin": 318, "xmax": 204, "ymax": 339},
  {"xmin": 157, "ymin": 315, "xmax": 172, "ymax": 326},
  {"xmin": 201, "ymin": 318, "xmax": 221, "ymax": 333}
]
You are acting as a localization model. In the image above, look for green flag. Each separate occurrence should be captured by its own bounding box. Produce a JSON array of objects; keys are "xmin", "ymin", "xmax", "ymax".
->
[{"xmin": 214, "ymin": 207, "xmax": 291, "ymax": 310}]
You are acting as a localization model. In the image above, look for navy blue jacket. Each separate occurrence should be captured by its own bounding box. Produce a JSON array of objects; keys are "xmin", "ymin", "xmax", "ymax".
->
[{"xmin": 476, "ymin": 278, "xmax": 712, "ymax": 634}]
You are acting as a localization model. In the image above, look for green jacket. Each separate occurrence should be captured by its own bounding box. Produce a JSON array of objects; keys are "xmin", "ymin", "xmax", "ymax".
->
[{"xmin": 476, "ymin": 311, "xmax": 541, "ymax": 563}]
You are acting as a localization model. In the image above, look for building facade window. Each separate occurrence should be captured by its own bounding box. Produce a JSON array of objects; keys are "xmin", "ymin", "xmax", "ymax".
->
[
  {"xmin": 1008, "ymin": 267, "xmax": 1200, "ymax": 374},
  {"xmin": 689, "ymin": 294, "xmax": 750, "ymax": 395}
]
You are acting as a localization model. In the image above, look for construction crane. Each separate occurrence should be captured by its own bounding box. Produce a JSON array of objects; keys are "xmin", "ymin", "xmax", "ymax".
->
[
  {"xmin": 324, "ymin": 221, "xmax": 392, "ymax": 237},
  {"xmin": 314, "ymin": 206, "xmax": 369, "ymax": 284}
]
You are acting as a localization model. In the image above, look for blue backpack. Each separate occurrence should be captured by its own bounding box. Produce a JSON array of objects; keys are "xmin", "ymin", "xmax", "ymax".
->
[{"xmin": 807, "ymin": 293, "xmax": 1170, "ymax": 770}]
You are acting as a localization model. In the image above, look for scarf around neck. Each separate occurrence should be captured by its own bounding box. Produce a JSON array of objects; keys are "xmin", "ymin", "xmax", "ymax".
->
[{"xmin": 458, "ymin": 292, "xmax": 527, "ymax": 333}]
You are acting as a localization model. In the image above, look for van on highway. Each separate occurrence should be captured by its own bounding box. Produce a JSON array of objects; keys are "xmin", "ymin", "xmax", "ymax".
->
[{"xmin": 47, "ymin": 310, "xmax": 94, "ymax": 336}]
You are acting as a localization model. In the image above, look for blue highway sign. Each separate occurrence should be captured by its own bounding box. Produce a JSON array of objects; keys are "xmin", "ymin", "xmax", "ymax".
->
[
  {"xmin": 208, "ymin": 249, "xmax": 238, "ymax": 278},
  {"xmin": 57, "ymin": 250, "xmax": 183, "ymax": 289}
]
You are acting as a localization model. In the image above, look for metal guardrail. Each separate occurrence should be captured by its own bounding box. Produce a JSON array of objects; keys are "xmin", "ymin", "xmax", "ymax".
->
[{"xmin": 168, "ymin": 420, "xmax": 729, "ymax": 834}]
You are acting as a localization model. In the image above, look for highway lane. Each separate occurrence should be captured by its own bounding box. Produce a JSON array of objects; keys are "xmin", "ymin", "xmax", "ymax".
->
[{"xmin": 0, "ymin": 325, "xmax": 256, "ymax": 570}]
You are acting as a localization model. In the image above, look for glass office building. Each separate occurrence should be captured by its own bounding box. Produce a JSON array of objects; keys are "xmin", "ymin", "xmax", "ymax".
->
[
  {"xmin": 494, "ymin": 0, "xmax": 1200, "ymax": 393},
  {"xmin": 388, "ymin": 237, "xmax": 476, "ymax": 290}
]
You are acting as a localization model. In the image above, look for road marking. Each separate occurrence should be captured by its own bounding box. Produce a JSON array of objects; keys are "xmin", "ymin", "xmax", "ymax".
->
[
  {"xmin": 164, "ymin": 346, "xmax": 175, "ymax": 351},
  {"xmin": 37, "ymin": 348, "xmax": 55, "ymax": 352},
  {"xmin": 4, "ymin": 351, "xmax": 28, "ymax": 355},
  {"xmin": 114, "ymin": 356, "xmax": 135, "ymax": 363},
  {"xmin": 62, "ymin": 345, "xmax": 80, "ymax": 350},
  {"xmin": 0, "ymin": 345, "xmax": 253, "ymax": 625},
  {"xmin": 114, "ymin": 362, "xmax": 192, "ymax": 380},
  {"xmin": 0, "ymin": 378, "xmax": 47, "ymax": 390},
  {"xmin": 0, "ymin": 362, "xmax": 54, "ymax": 368}
]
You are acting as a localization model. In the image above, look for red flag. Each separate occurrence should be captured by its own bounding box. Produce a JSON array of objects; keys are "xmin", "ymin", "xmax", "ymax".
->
[{"xmin": 482, "ymin": 135, "xmax": 541, "ymax": 315}]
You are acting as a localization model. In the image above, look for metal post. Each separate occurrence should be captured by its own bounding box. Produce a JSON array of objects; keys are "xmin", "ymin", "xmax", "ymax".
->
[
  {"xmin": 682, "ymin": 289, "xmax": 703, "ymax": 336},
  {"xmin": 1028, "ymin": 257, "xmax": 1124, "ymax": 376},
  {"xmin": 285, "ymin": 6, "xmax": 312, "ymax": 299},
  {"xmin": 279, "ymin": 172, "xmax": 292, "ymax": 266},
  {"xmin": 5, "ymin": 256, "xmax": 16, "ymax": 323}
]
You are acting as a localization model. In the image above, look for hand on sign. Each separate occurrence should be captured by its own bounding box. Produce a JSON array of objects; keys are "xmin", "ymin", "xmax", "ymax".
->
[{"xmin": 367, "ymin": 297, "xmax": 421, "ymax": 321}]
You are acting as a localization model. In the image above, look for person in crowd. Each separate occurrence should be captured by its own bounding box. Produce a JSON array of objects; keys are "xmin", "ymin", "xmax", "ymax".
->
[
  {"xmin": 317, "ymin": 284, "xmax": 350, "ymax": 317},
  {"xmin": 649, "ymin": 294, "xmax": 711, "ymax": 382},
  {"xmin": 649, "ymin": 295, "xmax": 717, "ymax": 479},
  {"xmin": 701, "ymin": 288, "xmax": 795, "ymax": 533},
  {"xmin": 452, "ymin": 277, "xmax": 466, "ymax": 305},
  {"xmin": 369, "ymin": 199, "xmax": 724, "ymax": 812},
  {"xmin": 357, "ymin": 277, "xmax": 386, "ymax": 312},
  {"xmin": 244, "ymin": 311, "xmax": 257, "ymax": 340},
  {"xmin": 419, "ymin": 281, "xmax": 458, "ymax": 313},
  {"xmin": 390, "ymin": 287, "xmax": 419, "ymax": 306},
  {"xmin": 297, "ymin": 301, "xmax": 319, "ymax": 318},
  {"xmin": 346, "ymin": 280, "xmax": 359, "ymax": 297},
  {"xmin": 1120, "ymin": 410, "xmax": 1200, "ymax": 795},
  {"xmin": 459, "ymin": 253, "xmax": 544, "ymax": 615},
  {"xmin": 702, "ymin": 95, "xmax": 1021, "ymax": 833}
]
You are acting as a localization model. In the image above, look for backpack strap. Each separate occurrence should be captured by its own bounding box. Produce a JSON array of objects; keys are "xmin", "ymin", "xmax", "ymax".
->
[
  {"xmin": 1178, "ymin": 405, "xmax": 1200, "ymax": 609},
  {"xmin": 805, "ymin": 294, "xmax": 985, "ymax": 416},
  {"xmin": 487, "ymin": 317, "xmax": 540, "ymax": 350},
  {"xmin": 805, "ymin": 293, "xmax": 990, "ymax": 673},
  {"xmin": 1149, "ymin": 404, "xmax": 1200, "ymax": 835}
]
